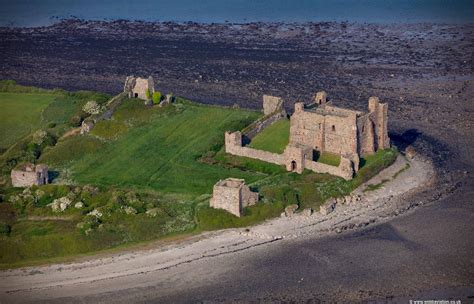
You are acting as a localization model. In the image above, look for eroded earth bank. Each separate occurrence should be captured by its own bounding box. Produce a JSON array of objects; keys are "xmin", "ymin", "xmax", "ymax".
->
[{"xmin": 0, "ymin": 20, "xmax": 473, "ymax": 302}]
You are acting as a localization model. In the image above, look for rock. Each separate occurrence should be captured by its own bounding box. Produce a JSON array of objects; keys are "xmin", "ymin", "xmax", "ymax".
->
[
  {"xmin": 74, "ymin": 202, "xmax": 84, "ymax": 209},
  {"xmin": 301, "ymin": 208, "xmax": 313, "ymax": 217},
  {"xmin": 405, "ymin": 145, "xmax": 416, "ymax": 159},
  {"xmin": 124, "ymin": 206, "xmax": 137, "ymax": 215},
  {"xmin": 48, "ymin": 196, "xmax": 72, "ymax": 212},
  {"xmin": 280, "ymin": 212, "xmax": 286, "ymax": 218},
  {"xmin": 145, "ymin": 208, "xmax": 159, "ymax": 217},
  {"xmin": 35, "ymin": 189, "xmax": 45, "ymax": 199},
  {"xmin": 284, "ymin": 204, "xmax": 299, "ymax": 217},
  {"xmin": 89, "ymin": 209, "xmax": 103, "ymax": 218},
  {"xmin": 144, "ymin": 99, "xmax": 153, "ymax": 107},
  {"xmin": 320, "ymin": 199, "xmax": 336, "ymax": 216}
]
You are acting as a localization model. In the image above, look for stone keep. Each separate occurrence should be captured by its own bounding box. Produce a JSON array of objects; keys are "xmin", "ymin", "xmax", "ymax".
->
[
  {"xmin": 11, "ymin": 163, "xmax": 48, "ymax": 187},
  {"xmin": 262, "ymin": 95, "xmax": 284, "ymax": 116},
  {"xmin": 210, "ymin": 178, "xmax": 258, "ymax": 217},
  {"xmin": 123, "ymin": 75, "xmax": 155, "ymax": 100},
  {"xmin": 290, "ymin": 93, "xmax": 389, "ymax": 157}
]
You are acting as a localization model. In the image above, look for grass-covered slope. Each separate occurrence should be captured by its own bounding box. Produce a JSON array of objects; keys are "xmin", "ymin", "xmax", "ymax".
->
[
  {"xmin": 248, "ymin": 119, "xmax": 290, "ymax": 154},
  {"xmin": 0, "ymin": 93, "xmax": 56, "ymax": 150},
  {"xmin": 0, "ymin": 84, "xmax": 398, "ymax": 268},
  {"xmin": 42, "ymin": 99, "xmax": 262, "ymax": 194}
]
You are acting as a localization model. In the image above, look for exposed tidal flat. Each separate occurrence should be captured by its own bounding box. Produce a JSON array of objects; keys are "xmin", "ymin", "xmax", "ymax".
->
[{"xmin": 0, "ymin": 18, "xmax": 472, "ymax": 302}]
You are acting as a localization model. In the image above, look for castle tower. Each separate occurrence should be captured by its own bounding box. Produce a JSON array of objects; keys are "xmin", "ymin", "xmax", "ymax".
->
[
  {"xmin": 314, "ymin": 91, "xmax": 327, "ymax": 105},
  {"xmin": 368, "ymin": 97, "xmax": 390, "ymax": 150}
]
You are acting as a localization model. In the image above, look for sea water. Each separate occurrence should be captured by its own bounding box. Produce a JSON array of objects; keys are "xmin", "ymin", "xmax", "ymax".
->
[{"xmin": 0, "ymin": 0, "xmax": 472, "ymax": 27}]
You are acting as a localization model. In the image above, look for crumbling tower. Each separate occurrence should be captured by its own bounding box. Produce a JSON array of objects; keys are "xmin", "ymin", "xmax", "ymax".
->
[{"xmin": 368, "ymin": 96, "xmax": 390, "ymax": 150}]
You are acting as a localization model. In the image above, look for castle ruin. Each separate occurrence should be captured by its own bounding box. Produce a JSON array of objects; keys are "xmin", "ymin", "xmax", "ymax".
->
[
  {"xmin": 123, "ymin": 76, "xmax": 155, "ymax": 100},
  {"xmin": 210, "ymin": 178, "xmax": 259, "ymax": 217},
  {"xmin": 11, "ymin": 163, "xmax": 48, "ymax": 187},
  {"xmin": 224, "ymin": 92, "xmax": 389, "ymax": 180}
]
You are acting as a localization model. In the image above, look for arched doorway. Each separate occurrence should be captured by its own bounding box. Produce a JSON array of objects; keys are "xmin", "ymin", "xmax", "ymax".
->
[
  {"xmin": 134, "ymin": 93, "xmax": 138, "ymax": 98},
  {"xmin": 291, "ymin": 160, "xmax": 297, "ymax": 171}
]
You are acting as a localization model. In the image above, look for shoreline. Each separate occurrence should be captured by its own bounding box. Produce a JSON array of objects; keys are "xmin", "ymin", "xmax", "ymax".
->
[
  {"xmin": 3, "ymin": 19, "xmax": 474, "ymax": 30},
  {"xmin": 0, "ymin": 153, "xmax": 436, "ymax": 298}
]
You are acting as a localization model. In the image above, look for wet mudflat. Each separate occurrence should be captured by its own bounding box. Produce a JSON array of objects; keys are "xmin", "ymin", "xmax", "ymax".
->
[{"xmin": 0, "ymin": 20, "xmax": 473, "ymax": 302}]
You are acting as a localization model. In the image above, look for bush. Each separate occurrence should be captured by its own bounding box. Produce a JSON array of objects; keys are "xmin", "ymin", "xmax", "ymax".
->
[
  {"xmin": 0, "ymin": 223, "xmax": 11, "ymax": 235},
  {"xmin": 82, "ymin": 100, "xmax": 102, "ymax": 115},
  {"xmin": 152, "ymin": 91, "xmax": 162, "ymax": 105},
  {"xmin": 69, "ymin": 114, "xmax": 83, "ymax": 127},
  {"xmin": 145, "ymin": 89, "xmax": 151, "ymax": 100}
]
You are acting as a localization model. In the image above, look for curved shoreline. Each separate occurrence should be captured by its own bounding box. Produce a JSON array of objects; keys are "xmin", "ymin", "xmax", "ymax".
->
[{"xmin": 0, "ymin": 153, "xmax": 437, "ymax": 299}]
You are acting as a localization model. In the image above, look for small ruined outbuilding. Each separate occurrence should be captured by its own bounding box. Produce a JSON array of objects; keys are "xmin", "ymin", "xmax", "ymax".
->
[
  {"xmin": 123, "ymin": 76, "xmax": 155, "ymax": 100},
  {"xmin": 11, "ymin": 163, "xmax": 48, "ymax": 187},
  {"xmin": 210, "ymin": 178, "xmax": 258, "ymax": 217}
]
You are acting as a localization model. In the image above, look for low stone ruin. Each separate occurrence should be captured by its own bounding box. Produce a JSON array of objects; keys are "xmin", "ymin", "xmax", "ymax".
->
[
  {"xmin": 210, "ymin": 178, "xmax": 258, "ymax": 217},
  {"xmin": 123, "ymin": 75, "xmax": 155, "ymax": 100},
  {"xmin": 160, "ymin": 93, "xmax": 174, "ymax": 107},
  {"xmin": 11, "ymin": 163, "xmax": 48, "ymax": 187},
  {"xmin": 80, "ymin": 120, "xmax": 94, "ymax": 134},
  {"xmin": 262, "ymin": 95, "xmax": 284, "ymax": 115}
]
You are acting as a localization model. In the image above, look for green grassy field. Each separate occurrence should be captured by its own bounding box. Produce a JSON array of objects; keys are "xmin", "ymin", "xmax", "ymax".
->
[
  {"xmin": 0, "ymin": 84, "xmax": 398, "ymax": 268},
  {"xmin": 42, "ymin": 99, "xmax": 262, "ymax": 194},
  {"xmin": 0, "ymin": 93, "xmax": 56, "ymax": 151},
  {"xmin": 248, "ymin": 119, "xmax": 290, "ymax": 153}
]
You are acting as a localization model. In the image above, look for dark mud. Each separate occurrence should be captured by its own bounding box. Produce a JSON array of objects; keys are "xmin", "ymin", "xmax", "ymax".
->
[{"xmin": 0, "ymin": 20, "xmax": 473, "ymax": 302}]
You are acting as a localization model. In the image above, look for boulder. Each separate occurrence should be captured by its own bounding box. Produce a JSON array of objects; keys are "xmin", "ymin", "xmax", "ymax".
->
[
  {"xmin": 124, "ymin": 206, "xmax": 137, "ymax": 215},
  {"xmin": 48, "ymin": 197, "xmax": 72, "ymax": 212},
  {"xmin": 284, "ymin": 204, "xmax": 298, "ymax": 217},
  {"xmin": 146, "ymin": 208, "xmax": 160, "ymax": 217},
  {"xmin": 301, "ymin": 208, "xmax": 313, "ymax": 217},
  {"xmin": 405, "ymin": 145, "xmax": 416, "ymax": 159},
  {"xmin": 74, "ymin": 202, "xmax": 84, "ymax": 209},
  {"xmin": 89, "ymin": 209, "xmax": 103, "ymax": 218},
  {"xmin": 320, "ymin": 199, "xmax": 336, "ymax": 216}
]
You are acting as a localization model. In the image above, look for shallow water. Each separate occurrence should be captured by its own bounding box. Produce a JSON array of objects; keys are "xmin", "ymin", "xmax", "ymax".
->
[{"xmin": 0, "ymin": 0, "xmax": 473, "ymax": 27}]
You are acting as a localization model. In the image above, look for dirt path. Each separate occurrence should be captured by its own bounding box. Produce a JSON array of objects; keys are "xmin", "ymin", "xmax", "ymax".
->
[{"xmin": 0, "ymin": 154, "xmax": 436, "ymax": 302}]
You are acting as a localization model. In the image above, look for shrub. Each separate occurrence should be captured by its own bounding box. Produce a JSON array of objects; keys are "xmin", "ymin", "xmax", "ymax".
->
[
  {"xmin": 152, "ymin": 91, "xmax": 162, "ymax": 105},
  {"xmin": 69, "ymin": 114, "xmax": 83, "ymax": 127},
  {"xmin": 0, "ymin": 223, "xmax": 11, "ymax": 235},
  {"xmin": 31, "ymin": 130, "xmax": 48, "ymax": 145},
  {"xmin": 145, "ymin": 88, "xmax": 151, "ymax": 100},
  {"xmin": 82, "ymin": 100, "xmax": 102, "ymax": 115}
]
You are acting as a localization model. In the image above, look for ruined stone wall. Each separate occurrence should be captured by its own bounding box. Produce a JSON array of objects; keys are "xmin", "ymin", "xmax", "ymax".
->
[
  {"xmin": 232, "ymin": 145, "xmax": 286, "ymax": 165},
  {"xmin": 369, "ymin": 97, "xmax": 390, "ymax": 150},
  {"xmin": 243, "ymin": 111, "xmax": 286, "ymax": 140},
  {"xmin": 133, "ymin": 78, "xmax": 150, "ymax": 100},
  {"xmin": 210, "ymin": 185, "xmax": 241, "ymax": 217},
  {"xmin": 289, "ymin": 109, "xmax": 325, "ymax": 151},
  {"xmin": 241, "ymin": 186, "xmax": 258, "ymax": 207},
  {"xmin": 262, "ymin": 95, "xmax": 284, "ymax": 115},
  {"xmin": 290, "ymin": 107, "xmax": 358, "ymax": 156},
  {"xmin": 323, "ymin": 113, "xmax": 358, "ymax": 155},
  {"xmin": 356, "ymin": 113, "xmax": 375, "ymax": 156},
  {"xmin": 11, "ymin": 171, "xmax": 39, "ymax": 187},
  {"xmin": 225, "ymin": 131, "xmax": 285, "ymax": 165},
  {"xmin": 284, "ymin": 144, "xmax": 312, "ymax": 174},
  {"xmin": 225, "ymin": 130, "xmax": 354, "ymax": 179},
  {"xmin": 304, "ymin": 156, "xmax": 354, "ymax": 180}
]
